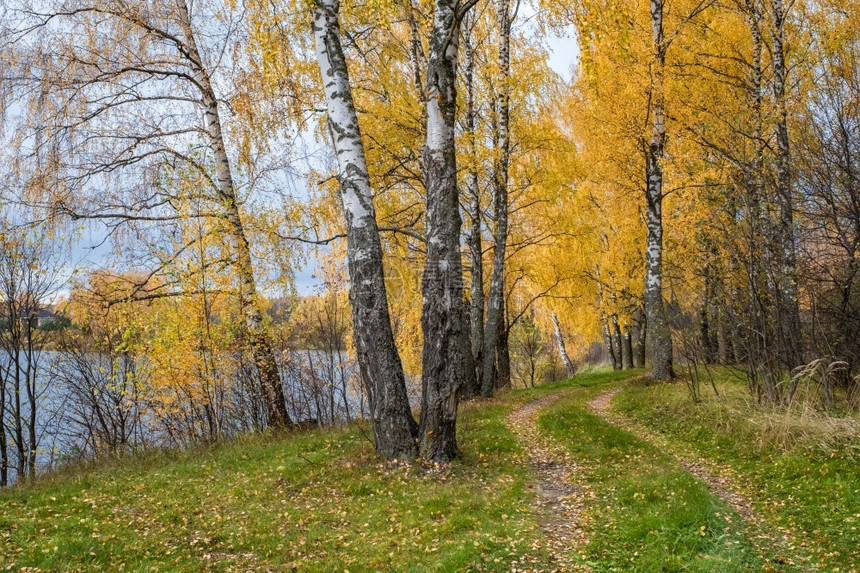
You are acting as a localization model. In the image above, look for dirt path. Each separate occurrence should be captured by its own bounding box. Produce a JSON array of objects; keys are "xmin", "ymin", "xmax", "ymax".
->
[
  {"xmin": 506, "ymin": 393, "xmax": 591, "ymax": 572},
  {"xmin": 587, "ymin": 388, "xmax": 812, "ymax": 570}
]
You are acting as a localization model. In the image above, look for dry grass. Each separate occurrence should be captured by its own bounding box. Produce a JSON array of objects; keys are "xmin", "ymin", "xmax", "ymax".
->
[
  {"xmin": 637, "ymin": 368, "xmax": 860, "ymax": 454},
  {"xmin": 750, "ymin": 398, "xmax": 860, "ymax": 452}
]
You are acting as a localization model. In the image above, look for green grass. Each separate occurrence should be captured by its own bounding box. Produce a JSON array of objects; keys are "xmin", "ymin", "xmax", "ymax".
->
[
  {"xmin": 537, "ymin": 370, "xmax": 766, "ymax": 572},
  {"xmin": 0, "ymin": 392, "xmax": 558, "ymax": 572},
  {"xmin": 613, "ymin": 372, "xmax": 860, "ymax": 572},
  {"xmin": 1, "ymin": 367, "xmax": 855, "ymax": 572}
]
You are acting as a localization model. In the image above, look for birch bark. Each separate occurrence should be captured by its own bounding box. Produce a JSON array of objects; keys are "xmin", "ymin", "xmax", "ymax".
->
[
  {"xmin": 551, "ymin": 313, "xmax": 576, "ymax": 378},
  {"xmin": 637, "ymin": 319, "xmax": 648, "ymax": 368},
  {"xmin": 419, "ymin": 0, "xmax": 475, "ymax": 462},
  {"xmin": 623, "ymin": 329, "xmax": 635, "ymax": 370},
  {"xmin": 480, "ymin": 0, "xmax": 512, "ymax": 396},
  {"xmin": 645, "ymin": 0, "xmax": 674, "ymax": 379},
  {"xmin": 601, "ymin": 308, "xmax": 618, "ymax": 369},
  {"xmin": 770, "ymin": 0, "xmax": 803, "ymax": 369},
  {"xmin": 312, "ymin": 0, "xmax": 418, "ymax": 458},
  {"xmin": 463, "ymin": 16, "xmax": 484, "ymax": 398},
  {"xmin": 611, "ymin": 312, "xmax": 624, "ymax": 371}
]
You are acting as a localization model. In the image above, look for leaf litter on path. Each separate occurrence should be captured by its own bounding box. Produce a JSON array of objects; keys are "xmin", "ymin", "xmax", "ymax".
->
[{"xmin": 505, "ymin": 393, "xmax": 593, "ymax": 572}]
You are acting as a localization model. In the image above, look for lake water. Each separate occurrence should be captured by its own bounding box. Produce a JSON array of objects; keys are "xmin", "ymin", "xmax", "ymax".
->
[{"xmin": 0, "ymin": 349, "xmax": 420, "ymax": 486}]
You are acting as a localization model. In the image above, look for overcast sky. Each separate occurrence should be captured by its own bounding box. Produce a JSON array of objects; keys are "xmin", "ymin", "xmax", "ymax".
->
[{"xmin": 546, "ymin": 33, "xmax": 578, "ymax": 83}]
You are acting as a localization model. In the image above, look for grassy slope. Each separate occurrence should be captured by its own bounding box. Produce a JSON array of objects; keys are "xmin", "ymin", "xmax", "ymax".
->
[
  {"xmin": 0, "ymin": 390, "xmax": 560, "ymax": 572},
  {"xmin": 2, "ymin": 368, "xmax": 853, "ymax": 572},
  {"xmin": 613, "ymin": 374, "xmax": 860, "ymax": 572}
]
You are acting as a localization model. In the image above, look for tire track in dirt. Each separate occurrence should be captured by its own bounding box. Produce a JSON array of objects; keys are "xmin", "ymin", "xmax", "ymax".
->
[{"xmin": 506, "ymin": 392, "xmax": 592, "ymax": 572}]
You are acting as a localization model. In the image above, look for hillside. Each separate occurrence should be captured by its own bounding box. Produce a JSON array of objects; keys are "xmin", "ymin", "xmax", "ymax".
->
[{"xmin": 2, "ymin": 369, "xmax": 857, "ymax": 572}]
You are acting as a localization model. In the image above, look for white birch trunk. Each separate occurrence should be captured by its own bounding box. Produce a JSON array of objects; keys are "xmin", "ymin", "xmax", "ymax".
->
[
  {"xmin": 463, "ymin": 16, "xmax": 484, "ymax": 398},
  {"xmin": 312, "ymin": 0, "xmax": 418, "ymax": 458},
  {"xmin": 645, "ymin": 0, "xmax": 674, "ymax": 380},
  {"xmin": 551, "ymin": 313, "xmax": 576, "ymax": 378},
  {"xmin": 419, "ymin": 0, "xmax": 475, "ymax": 462},
  {"xmin": 769, "ymin": 0, "xmax": 803, "ymax": 370},
  {"xmin": 480, "ymin": 0, "xmax": 512, "ymax": 396}
]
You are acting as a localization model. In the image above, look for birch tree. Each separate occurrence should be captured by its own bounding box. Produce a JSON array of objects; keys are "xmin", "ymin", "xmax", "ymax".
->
[
  {"xmin": 551, "ymin": 312, "xmax": 576, "ymax": 377},
  {"xmin": 6, "ymin": 0, "xmax": 292, "ymax": 427},
  {"xmin": 311, "ymin": 0, "xmax": 418, "ymax": 459},
  {"xmin": 462, "ymin": 13, "xmax": 484, "ymax": 398},
  {"xmin": 769, "ymin": 0, "xmax": 803, "ymax": 368},
  {"xmin": 644, "ymin": 0, "xmax": 674, "ymax": 380},
  {"xmin": 480, "ymin": 0, "xmax": 512, "ymax": 396},
  {"xmin": 419, "ymin": 0, "xmax": 479, "ymax": 462}
]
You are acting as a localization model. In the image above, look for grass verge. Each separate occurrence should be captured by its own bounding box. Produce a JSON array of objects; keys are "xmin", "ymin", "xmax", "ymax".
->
[
  {"xmin": 3, "ymin": 367, "xmax": 852, "ymax": 572},
  {"xmin": 0, "ymin": 391, "xmax": 557, "ymax": 572},
  {"xmin": 613, "ymin": 373, "xmax": 859, "ymax": 572}
]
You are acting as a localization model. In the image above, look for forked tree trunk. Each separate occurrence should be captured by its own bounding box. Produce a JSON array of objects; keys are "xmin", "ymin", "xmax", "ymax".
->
[
  {"xmin": 645, "ymin": 0, "xmax": 674, "ymax": 380},
  {"xmin": 312, "ymin": 0, "xmax": 418, "ymax": 458},
  {"xmin": 177, "ymin": 2, "xmax": 290, "ymax": 428},
  {"xmin": 480, "ymin": 0, "xmax": 512, "ymax": 397},
  {"xmin": 419, "ymin": 0, "xmax": 474, "ymax": 462},
  {"xmin": 551, "ymin": 313, "xmax": 576, "ymax": 378}
]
